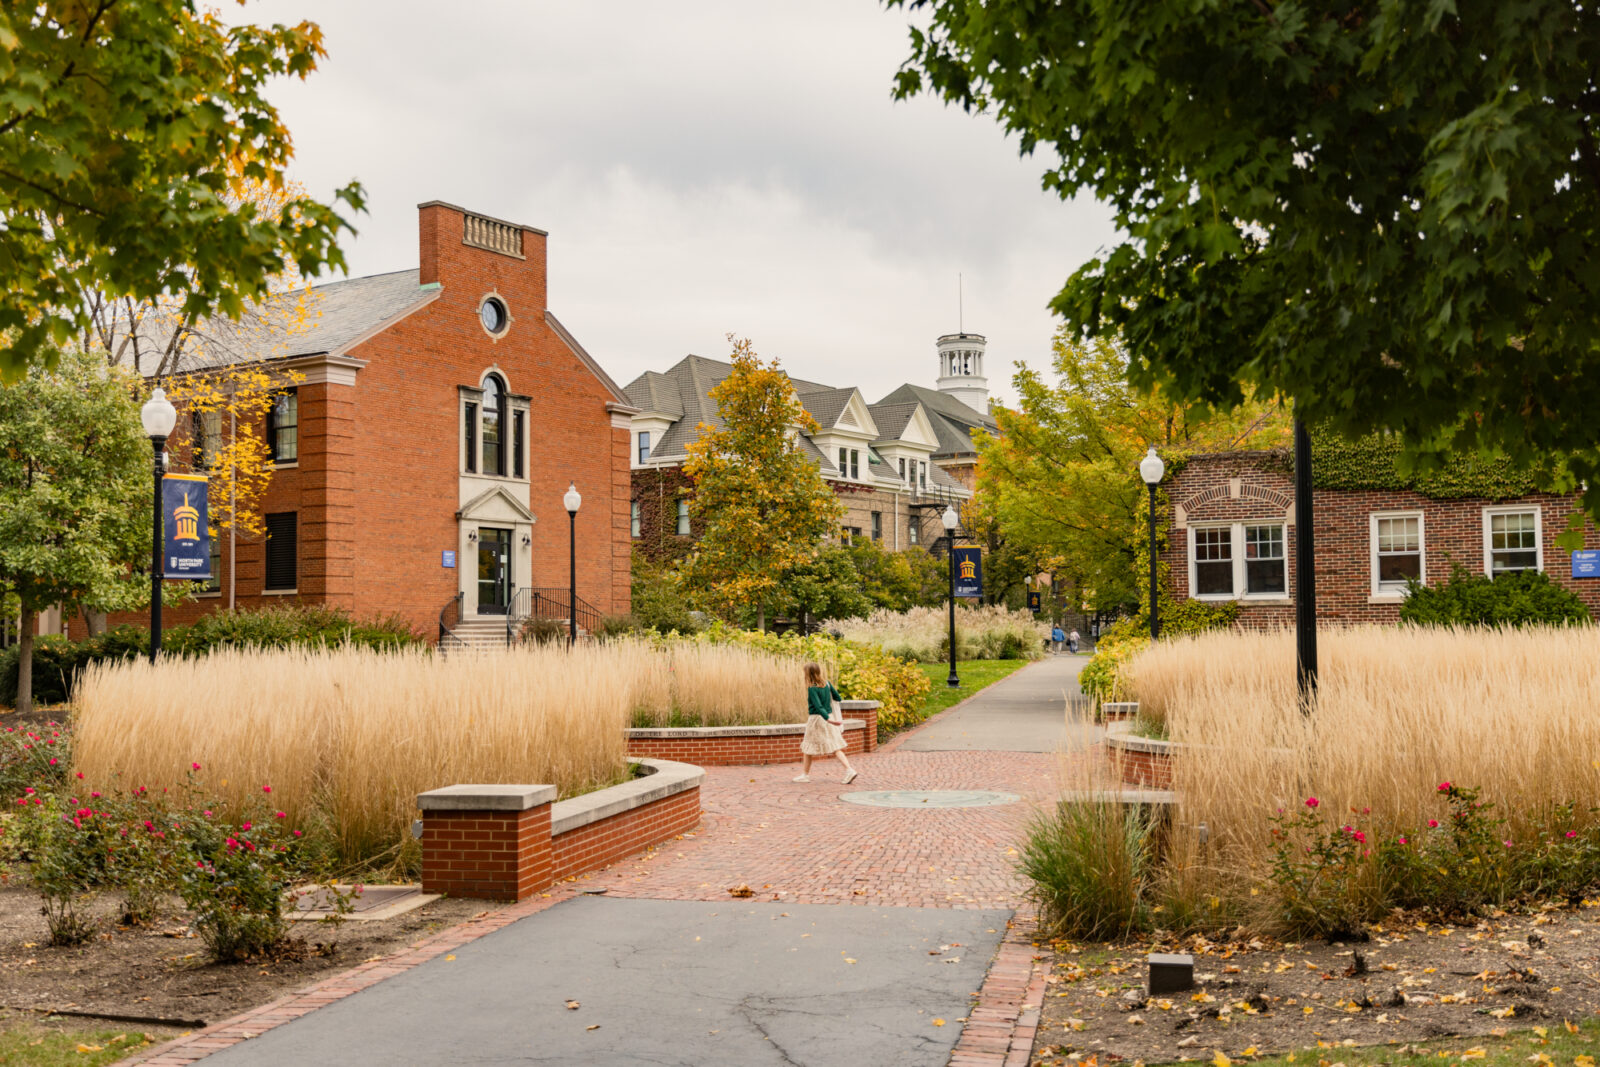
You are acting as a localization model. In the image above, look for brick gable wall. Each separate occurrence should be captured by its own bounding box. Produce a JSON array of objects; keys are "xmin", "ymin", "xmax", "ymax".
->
[{"xmin": 1161, "ymin": 452, "xmax": 1600, "ymax": 628}]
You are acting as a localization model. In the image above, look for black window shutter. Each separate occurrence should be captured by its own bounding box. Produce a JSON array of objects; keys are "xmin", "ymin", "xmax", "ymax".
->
[
  {"xmin": 513, "ymin": 411, "xmax": 525, "ymax": 479},
  {"xmin": 464, "ymin": 403, "xmax": 477, "ymax": 473},
  {"xmin": 264, "ymin": 513, "xmax": 297, "ymax": 591}
]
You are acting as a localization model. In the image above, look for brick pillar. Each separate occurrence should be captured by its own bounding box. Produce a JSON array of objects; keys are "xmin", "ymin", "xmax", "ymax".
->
[
  {"xmin": 296, "ymin": 380, "xmax": 357, "ymax": 609},
  {"xmin": 417, "ymin": 784, "xmax": 555, "ymax": 901},
  {"xmin": 840, "ymin": 701, "xmax": 879, "ymax": 752}
]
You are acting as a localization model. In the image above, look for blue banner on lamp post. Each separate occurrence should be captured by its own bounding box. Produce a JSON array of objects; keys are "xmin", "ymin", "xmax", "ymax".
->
[
  {"xmin": 952, "ymin": 546, "xmax": 983, "ymax": 598},
  {"xmin": 162, "ymin": 474, "xmax": 211, "ymax": 580}
]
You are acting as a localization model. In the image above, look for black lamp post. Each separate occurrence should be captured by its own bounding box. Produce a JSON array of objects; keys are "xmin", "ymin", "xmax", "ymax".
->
[
  {"xmin": 942, "ymin": 504, "xmax": 960, "ymax": 689},
  {"xmin": 1293, "ymin": 416, "xmax": 1318, "ymax": 704},
  {"xmin": 140, "ymin": 387, "xmax": 177, "ymax": 664},
  {"xmin": 563, "ymin": 482, "xmax": 581, "ymax": 646},
  {"xmin": 1139, "ymin": 446, "xmax": 1165, "ymax": 640}
]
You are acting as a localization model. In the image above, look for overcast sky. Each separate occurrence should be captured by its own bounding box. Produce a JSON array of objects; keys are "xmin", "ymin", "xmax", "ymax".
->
[{"xmin": 244, "ymin": 0, "xmax": 1118, "ymax": 406}]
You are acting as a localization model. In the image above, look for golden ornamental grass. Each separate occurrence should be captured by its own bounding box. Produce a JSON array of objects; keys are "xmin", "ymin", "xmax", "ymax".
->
[
  {"xmin": 1124, "ymin": 625, "xmax": 1600, "ymax": 876},
  {"xmin": 71, "ymin": 640, "xmax": 804, "ymax": 860}
]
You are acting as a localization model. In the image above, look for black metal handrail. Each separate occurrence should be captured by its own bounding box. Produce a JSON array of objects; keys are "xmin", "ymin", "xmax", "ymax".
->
[
  {"xmin": 507, "ymin": 586, "xmax": 604, "ymax": 642},
  {"xmin": 438, "ymin": 592, "xmax": 464, "ymax": 653}
]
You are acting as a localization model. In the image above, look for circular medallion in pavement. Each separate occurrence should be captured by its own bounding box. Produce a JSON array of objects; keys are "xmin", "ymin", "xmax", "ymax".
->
[{"xmin": 839, "ymin": 789, "xmax": 1021, "ymax": 808}]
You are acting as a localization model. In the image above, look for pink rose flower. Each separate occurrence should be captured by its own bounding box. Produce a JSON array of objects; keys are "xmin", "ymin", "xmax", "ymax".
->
[{"xmin": 1305, "ymin": 797, "xmax": 1320, "ymax": 808}]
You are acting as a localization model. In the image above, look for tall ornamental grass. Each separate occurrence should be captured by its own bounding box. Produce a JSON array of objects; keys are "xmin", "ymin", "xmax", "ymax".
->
[
  {"xmin": 1117, "ymin": 626, "xmax": 1600, "ymax": 931},
  {"xmin": 630, "ymin": 642, "xmax": 805, "ymax": 727},
  {"xmin": 833, "ymin": 605, "xmax": 1048, "ymax": 663}
]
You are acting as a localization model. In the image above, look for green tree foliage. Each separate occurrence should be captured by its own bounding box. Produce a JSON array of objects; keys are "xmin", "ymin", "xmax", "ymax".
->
[
  {"xmin": 890, "ymin": 0, "xmax": 1600, "ymax": 536},
  {"xmin": 681, "ymin": 338, "xmax": 844, "ymax": 622},
  {"xmin": 776, "ymin": 546, "xmax": 873, "ymax": 627},
  {"xmin": 0, "ymin": 1, "xmax": 364, "ymax": 378},
  {"xmin": 1399, "ymin": 565, "xmax": 1590, "ymax": 628},
  {"xmin": 977, "ymin": 331, "xmax": 1286, "ymax": 611},
  {"xmin": 843, "ymin": 540, "xmax": 946, "ymax": 612},
  {"xmin": 0, "ymin": 350, "xmax": 156, "ymax": 713}
]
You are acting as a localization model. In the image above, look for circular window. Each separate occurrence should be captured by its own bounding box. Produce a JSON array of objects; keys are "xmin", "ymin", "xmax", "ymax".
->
[{"xmin": 479, "ymin": 297, "xmax": 508, "ymax": 335}]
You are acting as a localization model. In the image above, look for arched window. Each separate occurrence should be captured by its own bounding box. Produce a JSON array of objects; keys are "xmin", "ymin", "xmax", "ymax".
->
[{"xmin": 481, "ymin": 374, "xmax": 506, "ymax": 476}]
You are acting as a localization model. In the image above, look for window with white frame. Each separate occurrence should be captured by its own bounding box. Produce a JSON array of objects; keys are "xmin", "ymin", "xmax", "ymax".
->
[
  {"xmin": 908, "ymin": 520, "xmax": 919, "ymax": 545},
  {"xmin": 1370, "ymin": 513, "xmax": 1424, "ymax": 595},
  {"xmin": 676, "ymin": 500, "xmax": 691, "ymax": 536},
  {"xmin": 1189, "ymin": 522, "xmax": 1289, "ymax": 599},
  {"xmin": 1485, "ymin": 507, "xmax": 1541, "ymax": 574},
  {"xmin": 919, "ymin": 461, "xmax": 927, "ymax": 491},
  {"xmin": 898, "ymin": 457, "xmax": 907, "ymax": 485},
  {"xmin": 637, "ymin": 431, "xmax": 651, "ymax": 464},
  {"xmin": 631, "ymin": 501, "xmax": 641, "ymax": 539}
]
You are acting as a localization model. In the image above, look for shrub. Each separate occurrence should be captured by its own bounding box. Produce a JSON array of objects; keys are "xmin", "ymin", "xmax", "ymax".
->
[
  {"xmin": 631, "ymin": 559, "xmax": 701, "ymax": 634},
  {"xmin": 1020, "ymin": 797, "xmax": 1154, "ymax": 940},
  {"xmin": 11, "ymin": 792, "xmax": 107, "ymax": 944},
  {"xmin": 517, "ymin": 617, "xmax": 566, "ymax": 645},
  {"xmin": 168, "ymin": 793, "xmax": 302, "ymax": 960},
  {"xmin": 1400, "ymin": 564, "xmax": 1590, "ymax": 627},
  {"xmin": 832, "ymin": 605, "xmax": 1049, "ymax": 663},
  {"xmin": 0, "ymin": 719, "xmax": 71, "ymax": 799}
]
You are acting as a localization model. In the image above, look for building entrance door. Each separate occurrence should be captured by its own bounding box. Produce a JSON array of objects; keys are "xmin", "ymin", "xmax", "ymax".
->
[{"xmin": 477, "ymin": 528, "xmax": 512, "ymax": 615}]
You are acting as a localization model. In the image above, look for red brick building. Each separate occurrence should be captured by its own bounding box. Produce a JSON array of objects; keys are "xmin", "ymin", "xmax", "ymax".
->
[
  {"xmin": 1163, "ymin": 450, "xmax": 1600, "ymax": 626},
  {"xmin": 80, "ymin": 201, "xmax": 637, "ymax": 646}
]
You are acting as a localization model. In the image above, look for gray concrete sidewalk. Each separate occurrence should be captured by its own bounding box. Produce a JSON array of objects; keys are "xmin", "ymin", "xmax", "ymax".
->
[
  {"xmin": 899, "ymin": 653, "xmax": 1095, "ymax": 753},
  {"xmin": 204, "ymin": 897, "xmax": 1007, "ymax": 1067}
]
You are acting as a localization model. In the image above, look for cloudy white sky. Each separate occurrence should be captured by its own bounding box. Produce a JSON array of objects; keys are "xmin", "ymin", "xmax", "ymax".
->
[{"xmin": 244, "ymin": 0, "xmax": 1118, "ymax": 405}]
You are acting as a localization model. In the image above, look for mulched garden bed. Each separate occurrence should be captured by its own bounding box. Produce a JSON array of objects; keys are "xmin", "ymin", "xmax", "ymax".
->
[
  {"xmin": 1032, "ymin": 905, "xmax": 1600, "ymax": 1065},
  {"xmin": 0, "ymin": 884, "xmax": 492, "ymax": 1031}
]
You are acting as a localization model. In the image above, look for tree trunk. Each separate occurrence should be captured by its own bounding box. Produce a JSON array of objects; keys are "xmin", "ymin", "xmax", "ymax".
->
[
  {"xmin": 82, "ymin": 609, "xmax": 107, "ymax": 636},
  {"xmin": 16, "ymin": 606, "xmax": 34, "ymax": 717},
  {"xmin": 757, "ymin": 601, "xmax": 766, "ymax": 632}
]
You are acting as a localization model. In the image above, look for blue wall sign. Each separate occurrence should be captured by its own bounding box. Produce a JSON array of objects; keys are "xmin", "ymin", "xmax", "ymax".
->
[
  {"xmin": 442, "ymin": 550, "xmax": 457, "ymax": 569},
  {"xmin": 1572, "ymin": 550, "xmax": 1600, "ymax": 578},
  {"xmin": 953, "ymin": 546, "xmax": 983, "ymax": 598},
  {"xmin": 1027, "ymin": 591, "xmax": 1041, "ymax": 611},
  {"xmin": 161, "ymin": 474, "xmax": 210, "ymax": 580}
]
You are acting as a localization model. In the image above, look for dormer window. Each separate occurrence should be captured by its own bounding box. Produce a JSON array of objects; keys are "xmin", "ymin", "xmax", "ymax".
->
[{"xmin": 638, "ymin": 431, "xmax": 651, "ymax": 463}]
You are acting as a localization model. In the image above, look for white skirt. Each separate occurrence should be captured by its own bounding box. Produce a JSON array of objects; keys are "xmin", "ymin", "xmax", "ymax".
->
[{"xmin": 800, "ymin": 715, "xmax": 845, "ymax": 756}]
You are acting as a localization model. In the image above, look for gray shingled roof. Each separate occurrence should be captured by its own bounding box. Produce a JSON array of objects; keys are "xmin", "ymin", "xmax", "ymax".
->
[
  {"xmin": 111, "ymin": 270, "xmax": 439, "ymax": 373},
  {"xmin": 798, "ymin": 386, "xmax": 859, "ymax": 429},
  {"xmin": 875, "ymin": 383, "xmax": 995, "ymax": 457},
  {"xmin": 866, "ymin": 401, "xmax": 918, "ymax": 444}
]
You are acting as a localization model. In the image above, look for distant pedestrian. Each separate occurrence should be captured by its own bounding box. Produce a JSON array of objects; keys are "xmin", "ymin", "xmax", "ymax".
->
[
  {"xmin": 1068, "ymin": 629, "xmax": 1081, "ymax": 654},
  {"xmin": 1051, "ymin": 625, "xmax": 1065, "ymax": 654},
  {"xmin": 794, "ymin": 662, "xmax": 858, "ymax": 784}
]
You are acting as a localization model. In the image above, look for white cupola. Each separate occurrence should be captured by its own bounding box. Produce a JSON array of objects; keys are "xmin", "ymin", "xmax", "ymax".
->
[{"xmin": 935, "ymin": 332, "xmax": 989, "ymax": 416}]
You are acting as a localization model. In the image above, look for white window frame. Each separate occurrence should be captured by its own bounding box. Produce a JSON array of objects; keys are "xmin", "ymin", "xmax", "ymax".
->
[
  {"xmin": 1369, "ymin": 510, "xmax": 1426, "ymax": 600},
  {"xmin": 630, "ymin": 501, "xmax": 641, "ymax": 539},
  {"xmin": 1483, "ymin": 505, "xmax": 1543, "ymax": 576},
  {"xmin": 676, "ymin": 500, "xmax": 691, "ymax": 536},
  {"xmin": 1186, "ymin": 521, "xmax": 1291, "ymax": 602}
]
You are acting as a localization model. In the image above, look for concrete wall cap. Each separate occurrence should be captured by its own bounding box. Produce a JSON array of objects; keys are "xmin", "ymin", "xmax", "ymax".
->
[
  {"xmin": 625, "ymin": 719, "xmax": 862, "ymax": 740},
  {"xmin": 1106, "ymin": 732, "xmax": 1178, "ymax": 757},
  {"xmin": 839, "ymin": 700, "xmax": 881, "ymax": 710},
  {"xmin": 416, "ymin": 784, "xmax": 557, "ymax": 812},
  {"xmin": 551, "ymin": 758, "xmax": 704, "ymax": 836}
]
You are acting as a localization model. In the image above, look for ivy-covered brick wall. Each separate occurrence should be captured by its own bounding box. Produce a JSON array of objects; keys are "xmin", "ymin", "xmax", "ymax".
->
[{"xmin": 1161, "ymin": 450, "xmax": 1600, "ymax": 628}]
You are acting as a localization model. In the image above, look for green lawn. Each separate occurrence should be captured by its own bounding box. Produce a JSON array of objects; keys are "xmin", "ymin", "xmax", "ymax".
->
[
  {"xmin": 894, "ymin": 658, "xmax": 1033, "ymax": 737},
  {"xmin": 0, "ymin": 1021, "xmax": 162, "ymax": 1066},
  {"xmin": 1152, "ymin": 1019, "xmax": 1600, "ymax": 1067}
]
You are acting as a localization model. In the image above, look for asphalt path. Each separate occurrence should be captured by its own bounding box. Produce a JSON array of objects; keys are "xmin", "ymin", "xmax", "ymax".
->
[
  {"xmin": 203, "ymin": 897, "xmax": 1008, "ymax": 1067},
  {"xmin": 899, "ymin": 653, "xmax": 1096, "ymax": 753}
]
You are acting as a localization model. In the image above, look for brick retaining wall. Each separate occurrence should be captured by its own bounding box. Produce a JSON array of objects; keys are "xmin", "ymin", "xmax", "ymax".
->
[
  {"xmin": 418, "ymin": 761, "xmax": 703, "ymax": 900},
  {"xmin": 626, "ymin": 718, "xmax": 866, "ymax": 765}
]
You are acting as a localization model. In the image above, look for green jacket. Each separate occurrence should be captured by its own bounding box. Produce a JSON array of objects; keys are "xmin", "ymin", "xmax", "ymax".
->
[{"xmin": 806, "ymin": 683, "xmax": 841, "ymax": 718}]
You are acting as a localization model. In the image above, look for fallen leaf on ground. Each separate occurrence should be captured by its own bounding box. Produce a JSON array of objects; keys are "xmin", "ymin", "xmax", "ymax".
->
[
  {"xmin": 932, "ymin": 1019, "xmax": 946, "ymax": 1026},
  {"xmin": 728, "ymin": 884, "xmax": 754, "ymax": 898},
  {"xmin": 566, "ymin": 1000, "xmax": 580, "ymax": 1010}
]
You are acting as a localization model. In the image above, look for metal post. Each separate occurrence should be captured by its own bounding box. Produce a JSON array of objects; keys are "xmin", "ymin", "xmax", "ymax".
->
[
  {"xmin": 1294, "ymin": 416, "xmax": 1318, "ymax": 704},
  {"xmin": 1148, "ymin": 482, "xmax": 1160, "ymax": 640},
  {"xmin": 568, "ymin": 510, "xmax": 577, "ymax": 647},
  {"xmin": 149, "ymin": 437, "xmax": 165, "ymax": 663},
  {"xmin": 946, "ymin": 537, "xmax": 960, "ymax": 688}
]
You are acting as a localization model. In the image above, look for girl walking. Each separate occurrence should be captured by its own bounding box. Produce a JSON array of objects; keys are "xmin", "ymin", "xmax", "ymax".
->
[{"xmin": 795, "ymin": 662, "xmax": 858, "ymax": 784}]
